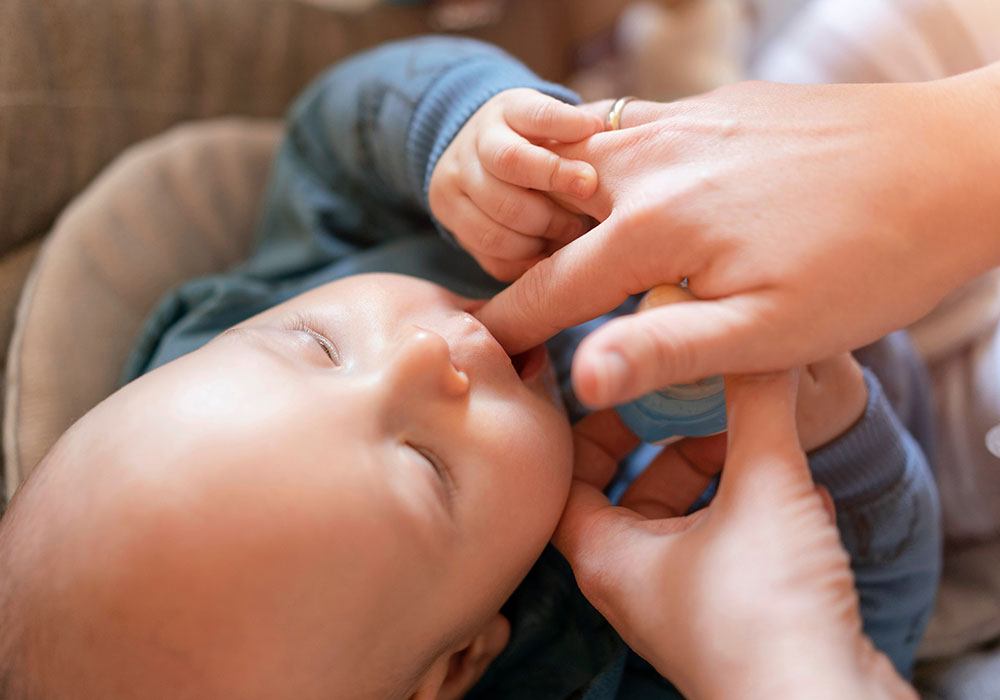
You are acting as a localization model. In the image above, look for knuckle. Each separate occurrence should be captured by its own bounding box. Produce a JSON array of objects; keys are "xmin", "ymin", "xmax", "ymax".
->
[
  {"xmin": 550, "ymin": 213, "xmax": 581, "ymax": 242},
  {"xmin": 543, "ymin": 155, "xmax": 562, "ymax": 190},
  {"xmin": 519, "ymin": 257, "xmax": 553, "ymax": 305},
  {"xmin": 655, "ymin": 325, "xmax": 697, "ymax": 382},
  {"xmin": 510, "ymin": 258, "xmax": 560, "ymax": 331},
  {"xmin": 619, "ymin": 192, "xmax": 669, "ymax": 239},
  {"xmin": 629, "ymin": 315, "xmax": 697, "ymax": 386},
  {"xmin": 495, "ymin": 194, "xmax": 527, "ymax": 227},
  {"xmin": 530, "ymin": 98, "xmax": 558, "ymax": 130},
  {"xmin": 477, "ymin": 222, "xmax": 508, "ymax": 255},
  {"xmin": 492, "ymin": 142, "xmax": 523, "ymax": 179}
]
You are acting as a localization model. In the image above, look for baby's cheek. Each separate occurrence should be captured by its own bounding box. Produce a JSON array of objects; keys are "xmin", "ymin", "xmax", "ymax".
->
[
  {"xmin": 488, "ymin": 404, "xmax": 566, "ymax": 478},
  {"xmin": 517, "ymin": 407, "xmax": 573, "ymax": 500}
]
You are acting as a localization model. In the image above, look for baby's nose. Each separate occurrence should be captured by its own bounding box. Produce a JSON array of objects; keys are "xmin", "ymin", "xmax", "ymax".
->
[{"xmin": 389, "ymin": 325, "xmax": 469, "ymax": 398}]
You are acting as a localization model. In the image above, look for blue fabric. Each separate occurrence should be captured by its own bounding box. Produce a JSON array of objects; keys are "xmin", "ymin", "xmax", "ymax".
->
[
  {"xmin": 122, "ymin": 36, "xmax": 941, "ymax": 698},
  {"xmin": 810, "ymin": 366, "xmax": 942, "ymax": 675}
]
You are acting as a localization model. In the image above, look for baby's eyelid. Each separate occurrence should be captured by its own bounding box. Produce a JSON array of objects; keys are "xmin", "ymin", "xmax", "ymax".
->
[
  {"xmin": 283, "ymin": 313, "xmax": 342, "ymax": 365},
  {"xmin": 408, "ymin": 443, "xmax": 456, "ymax": 495},
  {"xmin": 301, "ymin": 327, "xmax": 340, "ymax": 365}
]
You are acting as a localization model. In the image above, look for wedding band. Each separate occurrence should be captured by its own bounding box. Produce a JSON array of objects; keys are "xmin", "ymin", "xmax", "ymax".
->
[{"xmin": 608, "ymin": 96, "xmax": 636, "ymax": 130}]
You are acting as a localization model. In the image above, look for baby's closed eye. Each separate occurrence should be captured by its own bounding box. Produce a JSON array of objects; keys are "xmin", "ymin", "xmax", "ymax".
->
[{"xmin": 285, "ymin": 313, "xmax": 342, "ymax": 365}]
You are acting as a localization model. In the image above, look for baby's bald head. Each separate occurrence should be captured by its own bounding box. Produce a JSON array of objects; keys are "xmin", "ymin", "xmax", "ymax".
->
[
  {"xmin": 0, "ymin": 383, "xmax": 433, "ymax": 700},
  {"xmin": 0, "ymin": 274, "xmax": 577, "ymax": 699},
  {"xmin": 0, "ymin": 416, "xmax": 321, "ymax": 700}
]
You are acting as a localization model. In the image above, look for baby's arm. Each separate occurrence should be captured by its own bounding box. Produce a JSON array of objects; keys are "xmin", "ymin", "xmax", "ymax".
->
[
  {"xmin": 804, "ymin": 354, "xmax": 941, "ymax": 679},
  {"xmin": 254, "ymin": 36, "xmax": 591, "ymax": 276}
]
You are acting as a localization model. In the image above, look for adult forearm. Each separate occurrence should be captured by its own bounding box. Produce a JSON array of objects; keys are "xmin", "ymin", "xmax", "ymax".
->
[{"xmin": 929, "ymin": 61, "xmax": 1000, "ymax": 283}]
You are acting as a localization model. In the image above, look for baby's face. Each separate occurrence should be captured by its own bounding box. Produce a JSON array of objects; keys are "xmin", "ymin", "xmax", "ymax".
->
[{"xmin": 17, "ymin": 273, "xmax": 573, "ymax": 698}]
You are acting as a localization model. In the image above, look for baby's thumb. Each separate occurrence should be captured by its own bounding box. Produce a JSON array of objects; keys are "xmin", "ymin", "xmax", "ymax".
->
[{"xmin": 572, "ymin": 297, "xmax": 777, "ymax": 407}]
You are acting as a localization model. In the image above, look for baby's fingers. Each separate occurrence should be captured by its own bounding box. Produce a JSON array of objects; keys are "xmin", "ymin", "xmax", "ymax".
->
[
  {"xmin": 468, "ymin": 170, "xmax": 584, "ymax": 242},
  {"xmin": 618, "ymin": 434, "xmax": 727, "ymax": 520},
  {"xmin": 480, "ymin": 129, "xmax": 597, "ymax": 198},
  {"xmin": 502, "ymin": 89, "xmax": 606, "ymax": 143},
  {"xmin": 449, "ymin": 194, "xmax": 547, "ymax": 280}
]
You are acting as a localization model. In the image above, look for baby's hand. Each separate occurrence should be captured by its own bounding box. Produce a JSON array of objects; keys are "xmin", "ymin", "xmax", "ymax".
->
[
  {"xmin": 429, "ymin": 88, "xmax": 604, "ymax": 281},
  {"xmin": 797, "ymin": 353, "xmax": 869, "ymax": 452}
]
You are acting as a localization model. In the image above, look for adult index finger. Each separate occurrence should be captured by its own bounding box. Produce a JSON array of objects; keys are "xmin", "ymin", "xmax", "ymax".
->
[{"xmin": 476, "ymin": 215, "xmax": 667, "ymax": 354}]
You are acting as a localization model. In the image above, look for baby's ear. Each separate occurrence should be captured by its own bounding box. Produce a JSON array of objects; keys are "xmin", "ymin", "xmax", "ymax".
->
[{"xmin": 409, "ymin": 614, "xmax": 510, "ymax": 700}]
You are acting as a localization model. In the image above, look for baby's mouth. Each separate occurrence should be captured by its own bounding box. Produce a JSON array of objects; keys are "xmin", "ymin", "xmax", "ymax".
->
[
  {"xmin": 511, "ymin": 344, "xmax": 564, "ymax": 413},
  {"xmin": 510, "ymin": 344, "xmax": 548, "ymax": 382}
]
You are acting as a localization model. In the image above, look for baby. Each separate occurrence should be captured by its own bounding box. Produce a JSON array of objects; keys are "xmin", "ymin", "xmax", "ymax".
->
[
  {"xmin": 0, "ymin": 272, "xmax": 575, "ymax": 699},
  {"xmin": 0, "ymin": 37, "xmax": 940, "ymax": 699}
]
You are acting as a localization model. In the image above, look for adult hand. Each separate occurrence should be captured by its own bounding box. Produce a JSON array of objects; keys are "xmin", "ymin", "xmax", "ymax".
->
[
  {"xmin": 477, "ymin": 65, "xmax": 1000, "ymax": 407},
  {"xmin": 554, "ymin": 372, "xmax": 915, "ymax": 700}
]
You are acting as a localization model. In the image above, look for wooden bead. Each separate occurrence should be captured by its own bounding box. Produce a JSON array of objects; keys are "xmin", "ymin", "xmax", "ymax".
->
[{"xmin": 637, "ymin": 283, "xmax": 694, "ymax": 312}]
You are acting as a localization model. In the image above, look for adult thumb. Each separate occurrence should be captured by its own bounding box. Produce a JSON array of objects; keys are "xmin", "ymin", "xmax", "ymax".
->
[
  {"xmin": 715, "ymin": 371, "xmax": 815, "ymax": 503},
  {"xmin": 572, "ymin": 294, "xmax": 786, "ymax": 406},
  {"xmin": 552, "ymin": 480, "xmax": 643, "ymax": 597},
  {"xmin": 476, "ymin": 213, "xmax": 648, "ymax": 356}
]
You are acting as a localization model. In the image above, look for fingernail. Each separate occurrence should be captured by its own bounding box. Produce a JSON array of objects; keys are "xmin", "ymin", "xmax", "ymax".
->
[{"xmin": 595, "ymin": 351, "xmax": 629, "ymax": 405}]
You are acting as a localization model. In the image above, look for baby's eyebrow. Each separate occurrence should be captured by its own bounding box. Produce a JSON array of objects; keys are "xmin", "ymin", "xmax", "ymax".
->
[
  {"xmin": 282, "ymin": 310, "xmax": 333, "ymax": 336},
  {"xmin": 216, "ymin": 325, "xmax": 271, "ymax": 351},
  {"xmin": 218, "ymin": 326, "xmax": 255, "ymax": 342},
  {"xmin": 215, "ymin": 325, "xmax": 296, "ymax": 366}
]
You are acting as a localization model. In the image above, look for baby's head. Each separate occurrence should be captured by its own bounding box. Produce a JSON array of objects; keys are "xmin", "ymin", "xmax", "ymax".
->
[{"xmin": 0, "ymin": 273, "xmax": 573, "ymax": 699}]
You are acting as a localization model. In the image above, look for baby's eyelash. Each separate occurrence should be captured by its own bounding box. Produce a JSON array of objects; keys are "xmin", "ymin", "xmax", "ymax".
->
[
  {"xmin": 303, "ymin": 327, "xmax": 337, "ymax": 363},
  {"xmin": 412, "ymin": 444, "xmax": 445, "ymax": 478},
  {"xmin": 285, "ymin": 314, "xmax": 341, "ymax": 365},
  {"xmin": 408, "ymin": 443, "xmax": 456, "ymax": 498}
]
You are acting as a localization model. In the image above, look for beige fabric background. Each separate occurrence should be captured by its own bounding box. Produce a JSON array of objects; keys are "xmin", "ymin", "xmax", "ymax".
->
[
  {"xmin": 4, "ymin": 120, "xmax": 282, "ymax": 502},
  {"xmin": 0, "ymin": 0, "xmax": 576, "ymax": 253}
]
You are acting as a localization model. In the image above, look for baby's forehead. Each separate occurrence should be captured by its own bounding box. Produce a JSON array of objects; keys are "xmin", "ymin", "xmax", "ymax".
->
[
  {"xmin": 228, "ymin": 273, "xmax": 474, "ymax": 352},
  {"xmin": 283, "ymin": 273, "xmax": 466, "ymax": 308}
]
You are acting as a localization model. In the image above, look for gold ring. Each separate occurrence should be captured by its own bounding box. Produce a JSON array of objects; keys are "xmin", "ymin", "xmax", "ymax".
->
[{"xmin": 608, "ymin": 96, "xmax": 636, "ymax": 130}]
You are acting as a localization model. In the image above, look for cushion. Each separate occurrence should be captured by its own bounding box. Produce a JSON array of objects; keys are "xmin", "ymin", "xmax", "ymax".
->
[{"xmin": 3, "ymin": 119, "xmax": 282, "ymax": 503}]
